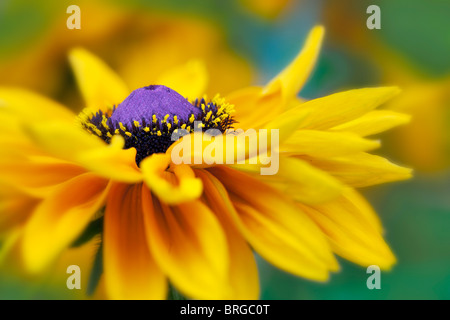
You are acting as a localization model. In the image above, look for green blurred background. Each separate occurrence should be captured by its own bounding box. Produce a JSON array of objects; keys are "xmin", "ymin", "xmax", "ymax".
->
[{"xmin": 0, "ymin": 0, "xmax": 449, "ymax": 299}]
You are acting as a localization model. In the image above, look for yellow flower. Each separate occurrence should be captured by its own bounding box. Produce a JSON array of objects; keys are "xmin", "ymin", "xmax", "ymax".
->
[{"xmin": 0, "ymin": 26, "xmax": 411, "ymax": 299}]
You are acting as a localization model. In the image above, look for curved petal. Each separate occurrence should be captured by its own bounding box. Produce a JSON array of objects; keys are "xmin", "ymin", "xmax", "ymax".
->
[
  {"xmin": 264, "ymin": 25, "xmax": 325, "ymax": 103},
  {"xmin": 299, "ymin": 188, "xmax": 396, "ymax": 269},
  {"xmin": 298, "ymin": 87, "xmax": 402, "ymax": 130},
  {"xmin": 225, "ymin": 85, "xmax": 278, "ymax": 129},
  {"xmin": 301, "ymin": 152, "xmax": 412, "ymax": 187},
  {"xmin": 196, "ymin": 169, "xmax": 260, "ymax": 299},
  {"xmin": 280, "ymin": 130, "xmax": 381, "ymax": 157},
  {"xmin": 227, "ymin": 85, "xmax": 283, "ymax": 130},
  {"xmin": 208, "ymin": 166, "xmax": 339, "ymax": 281},
  {"xmin": 27, "ymin": 122, "xmax": 142, "ymax": 183},
  {"xmin": 21, "ymin": 173, "xmax": 109, "ymax": 274},
  {"xmin": 103, "ymin": 183, "xmax": 166, "ymax": 299},
  {"xmin": 330, "ymin": 110, "xmax": 411, "ymax": 137},
  {"xmin": 0, "ymin": 156, "xmax": 86, "ymax": 198},
  {"xmin": 230, "ymin": 156, "xmax": 344, "ymax": 204},
  {"xmin": 156, "ymin": 60, "xmax": 208, "ymax": 99},
  {"xmin": 0, "ymin": 184, "xmax": 38, "ymax": 234},
  {"xmin": 0, "ymin": 87, "xmax": 75, "ymax": 123},
  {"xmin": 69, "ymin": 48, "xmax": 129, "ymax": 111},
  {"xmin": 142, "ymin": 185, "xmax": 231, "ymax": 299},
  {"xmin": 140, "ymin": 153, "xmax": 203, "ymax": 205}
]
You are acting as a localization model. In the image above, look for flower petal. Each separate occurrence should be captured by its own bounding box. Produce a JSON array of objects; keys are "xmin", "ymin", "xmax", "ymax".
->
[
  {"xmin": 0, "ymin": 87, "xmax": 75, "ymax": 123},
  {"xmin": 263, "ymin": 25, "xmax": 324, "ymax": 102},
  {"xmin": 140, "ymin": 153, "xmax": 203, "ymax": 205},
  {"xmin": 280, "ymin": 130, "xmax": 380, "ymax": 157},
  {"xmin": 227, "ymin": 85, "xmax": 283, "ymax": 130},
  {"xmin": 299, "ymin": 188, "xmax": 396, "ymax": 269},
  {"xmin": 0, "ymin": 156, "xmax": 86, "ymax": 198},
  {"xmin": 103, "ymin": 183, "xmax": 166, "ymax": 299},
  {"xmin": 69, "ymin": 48, "xmax": 129, "ymax": 111},
  {"xmin": 142, "ymin": 185, "xmax": 231, "ymax": 299},
  {"xmin": 208, "ymin": 166, "xmax": 339, "ymax": 281},
  {"xmin": 330, "ymin": 110, "xmax": 411, "ymax": 137},
  {"xmin": 298, "ymin": 87, "xmax": 401, "ymax": 130},
  {"xmin": 231, "ymin": 156, "xmax": 344, "ymax": 204},
  {"xmin": 196, "ymin": 169, "xmax": 260, "ymax": 299},
  {"xmin": 21, "ymin": 173, "xmax": 109, "ymax": 274},
  {"xmin": 0, "ymin": 184, "xmax": 38, "ymax": 234},
  {"xmin": 157, "ymin": 60, "xmax": 208, "ymax": 99},
  {"xmin": 301, "ymin": 152, "xmax": 412, "ymax": 187},
  {"xmin": 27, "ymin": 122, "xmax": 142, "ymax": 183}
]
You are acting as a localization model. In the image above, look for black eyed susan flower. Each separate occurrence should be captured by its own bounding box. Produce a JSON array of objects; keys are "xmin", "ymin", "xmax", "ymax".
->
[{"xmin": 0, "ymin": 26, "xmax": 411, "ymax": 299}]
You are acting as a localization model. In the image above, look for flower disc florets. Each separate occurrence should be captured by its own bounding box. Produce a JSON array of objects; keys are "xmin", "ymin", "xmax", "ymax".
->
[{"xmin": 78, "ymin": 85, "xmax": 235, "ymax": 165}]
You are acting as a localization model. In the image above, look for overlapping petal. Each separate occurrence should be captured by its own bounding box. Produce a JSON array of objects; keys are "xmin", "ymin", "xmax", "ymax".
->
[
  {"xmin": 208, "ymin": 166, "xmax": 339, "ymax": 281},
  {"xmin": 21, "ymin": 173, "xmax": 109, "ymax": 274},
  {"xmin": 280, "ymin": 130, "xmax": 381, "ymax": 157},
  {"xmin": 27, "ymin": 122, "xmax": 142, "ymax": 183},
  {"xmin": 330, "ymin": 110, "xmax": 411, "ymax": 137},
  {"xmin": 197, "ymin": 169, "xmax": 260, "ymax": 299},
  {"xmin": 301, "ymin": 152, "xmax": 412, "ymax": 187},
  {"xmin": 0, "ymin": 87, "xmax": 75, "ymax": 123},
  {"xmin": 298, "ymin": 87, "xmax": 401, "ymax": 130},
  {"xmin": 103, "ymin": 183, "xmax": 166, "ymax": 299},
  {"xmin": 69, "ymin": 48, "xmax": 129, "ymax": 111},
  {"xmin": 140, "ymin": 153, "xmax": 203, "ymax": 205},
  {"xmin": 299, "ymin": 188, "xmax": 396, "ymax": 269},
  {"xmin": 142, "ymin": 185, "xmax": 231, "ymax": 299},
  {"xmin": 156, "ymin": 60, "xmax": 208, "ymax": 99}
]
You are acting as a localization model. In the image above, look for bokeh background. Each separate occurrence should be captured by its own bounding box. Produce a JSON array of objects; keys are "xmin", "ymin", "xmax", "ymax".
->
[{"xmin": 0, "ymin": 0, "xmax": 449, "ymax": 299}]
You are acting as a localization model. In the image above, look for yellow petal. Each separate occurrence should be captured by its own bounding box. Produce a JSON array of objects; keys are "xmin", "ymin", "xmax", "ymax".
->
[
  {"xmin": 197, "ymin": 169, "xmax": 260, "ymax": 299},
  {"xmin": 77, "ymin": 135, "xmax": 142, "ymax": 183},
  {"xmin": 103, "ymin": 183, "xmax": 166, "ymax": 299},
  {"xmin": 330, "ymin": 110, "xmax": 411, "ymax": 137},
  {"xmin": 156, "ymin": 60, "xmax": 208, "ymax": 99},
  {"xmin": 142, "ymin": 185, "xmax": 231, "ymax": 299},
  {"xmin": 208, "ymin": 166, "xmax": 338, "ymax": 281},
  {"xmin": 227, "ymin": 85, "xmax": 283, "ymax": 130},
  {"xmin": 21, "ymin": 173, "xmax": 109, "ymax": 274},
  {"xmin": 280, "ymin": 130, "xmax": 380, "ymax": 157},
  {"xmin": 299, "ymin": 87, "xmax": 401, "ymax": 130},
  {"xmin": 231, "ymin": 156, "xmax": 344, "ymax": 204},
  {"xmin": 0, "ymin": 155, "xmax": 86, "ymax": 198},
  {"xmin": 69, "ymin": 48, "xmax": 129, "ymax": 111},
  {"xmin": 263, "ymin": 107, "xmax": 311, "ymax": 144},
  {"xmin": 0, "ymin": 87, "xmax": 74, "ymax": 123},
  {"xmin": 27, "ymin": 122, "xmax": 142, "ymax": 183},
  {"xmin": 0, "ymin": 184, "xmax": 38, "ymax": 234},
  {"xmin": 301, "ymin": 152, "xmax": 412, "ymax": 187},
  {"xmin": 299, "ymin": 188, "xmax": 396, "ymax": 269},
  {"xmin": 167, "ymin": 131, "xmax": 277, "ymax": 168},
  {"xmin": 140, "ymin": 153, "xmax": 203, "ymax": 205},
  {"xmin": 264, "ymin": 25, "xmax": 325, "ymax": 102}
]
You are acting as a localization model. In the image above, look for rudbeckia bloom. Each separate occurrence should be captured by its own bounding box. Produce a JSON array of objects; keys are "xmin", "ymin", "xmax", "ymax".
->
[{"xmin": 0, "ymin": 26, "xmax": 411, "ymax": 299}]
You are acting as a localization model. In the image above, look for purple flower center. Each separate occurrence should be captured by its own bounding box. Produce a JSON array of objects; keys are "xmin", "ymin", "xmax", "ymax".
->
[
  {"xmin": 110, "ymin": 85, "xmax": 201, "ymax": 127},
  {"xmin": 80, "ymin": 84, "xmax": 235, "ymax": 165}
]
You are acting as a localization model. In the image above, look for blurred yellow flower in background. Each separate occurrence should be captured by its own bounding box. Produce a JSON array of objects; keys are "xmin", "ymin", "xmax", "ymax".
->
[
  {"xmin": 238, "ymin": 0, "xmax": 293, "ymax": 19},
  {"xmin": 0, "ymin": 25, "xmax": 411, "ymax": 299},
  {"xmin": 0, "ymin": 0, "xmax": 253, "ymax": 106}
]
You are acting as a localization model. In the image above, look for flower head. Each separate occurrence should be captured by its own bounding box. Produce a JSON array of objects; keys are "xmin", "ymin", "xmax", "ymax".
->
[{"xmin": 0, "ymin": 26, "xmax": 411, "ymax": 299}]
